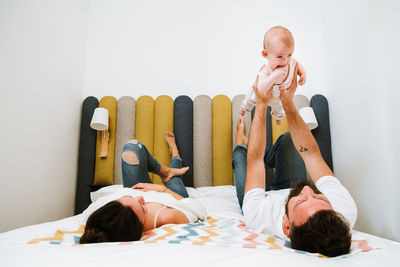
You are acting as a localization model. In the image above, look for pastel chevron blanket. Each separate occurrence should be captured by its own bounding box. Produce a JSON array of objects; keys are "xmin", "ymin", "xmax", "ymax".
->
[{"xmin": 28, "ymin": 216, "xmax": 373, "ymax": 258}]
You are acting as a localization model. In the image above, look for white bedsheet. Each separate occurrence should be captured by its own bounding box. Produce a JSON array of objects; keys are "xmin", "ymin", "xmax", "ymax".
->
[{"xmin": 0, "ymin": 185, "xmax": 399, "ymax": 267}]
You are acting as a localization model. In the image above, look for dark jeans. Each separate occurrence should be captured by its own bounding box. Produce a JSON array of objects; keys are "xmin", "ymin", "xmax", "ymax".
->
[
  {"xmin": 232, "ymin": 132, "xmax": 307, "ymax": 208},
  {"xmin": 121, "ymin": 140, "xmax": 189, "ymax": 198}
]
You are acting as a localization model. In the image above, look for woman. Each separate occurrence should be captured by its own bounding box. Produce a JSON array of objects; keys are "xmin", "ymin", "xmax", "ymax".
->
[{"xmin": 80, "ymin": 132, "xmax": 207, "ymax": 243}]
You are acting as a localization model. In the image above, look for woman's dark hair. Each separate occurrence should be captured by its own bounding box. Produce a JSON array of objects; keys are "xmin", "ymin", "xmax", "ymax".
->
[{"xmin": 80, "ymin": 200, "xmax": 143, "ymax": 244}]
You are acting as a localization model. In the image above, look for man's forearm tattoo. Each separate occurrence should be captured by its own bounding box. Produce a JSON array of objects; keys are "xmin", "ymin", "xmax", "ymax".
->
[{"xmin": 299, "ymin": 145, "xmax": 308, "ymax": 152}]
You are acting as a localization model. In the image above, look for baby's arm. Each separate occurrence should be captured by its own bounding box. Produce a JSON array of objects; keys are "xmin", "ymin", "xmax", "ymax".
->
[
  {"xmin": 297, "ymin": 61, "xmax": 306, "ymax": 85},
  {"xmin": 258, "ymin": 66, "xmax": 288, "ymax": 93},
  {"xmin": 240, "ymin": 65, "xmax": 287, "ymax": 115}
]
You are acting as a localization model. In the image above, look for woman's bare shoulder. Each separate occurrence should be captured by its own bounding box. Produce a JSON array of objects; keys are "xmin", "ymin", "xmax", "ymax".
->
[{"xmin": 159, "ymin": 208, "xmax": 189, "ymax": 225}]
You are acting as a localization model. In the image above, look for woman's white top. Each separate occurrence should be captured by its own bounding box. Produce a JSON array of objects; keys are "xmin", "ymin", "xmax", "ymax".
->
[{"xmin": 82, "ymin": 188, "xmax": 207, "ymax": 224}]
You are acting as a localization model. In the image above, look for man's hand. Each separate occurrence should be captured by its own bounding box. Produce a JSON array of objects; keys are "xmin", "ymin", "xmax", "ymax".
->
[
  {"xmin": 279, "ymin": 63, "xmax": 298, "ymax": 111},
  {"xmin": 132, "ymin": 183, "xmax": 166, "ymax": 192},
  {"xmin": 252, "ymin": 75, "xmax": 273, "ymax": 105}
]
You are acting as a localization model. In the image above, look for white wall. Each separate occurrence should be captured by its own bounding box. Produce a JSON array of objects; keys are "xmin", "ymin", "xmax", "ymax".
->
[
  {"xmin": 0, "ymin": 0, "xmax": 89, "ymax": 232},
  {"xmin": 320, "ymin": 0, "xmax": 400, "ymax": 242},
  {"xmin": 82, "ymin": 0, "xmax": 400, "ymax": 242},
  {"xmin": 83, "ymin": 0, "xmax": 327, "ymax": 99},
  {"xmin": 382, "ymin": 1, "xmax": 400, "ymax": 241}
]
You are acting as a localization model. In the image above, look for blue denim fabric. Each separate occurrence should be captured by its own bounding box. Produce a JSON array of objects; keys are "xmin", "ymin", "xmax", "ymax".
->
[
  {"xmin": 232, "ymin": 144, "xmax": 248, "ymax": 209},
  {"xmin": 121, "ymin": 141, "xmax": 189, "ymax": 198},
  {"xmin": 232, "ymin": 132, "xmax": 307, "ymax": 208},
  {"xmin": 164, "ymin": 156, "xmax": 189, "ymax": 198}
]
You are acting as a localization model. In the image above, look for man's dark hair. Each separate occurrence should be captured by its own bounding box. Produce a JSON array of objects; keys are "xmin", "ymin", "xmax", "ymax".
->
[
  {"xmin": 290, "ymin": 210, "xmax": 351, "ymax": 257},
  {"xmin": 285, "ymin": 180, "xmax": 352, "ymax": 257},
  {"xmin": 80, "ymin": 200, "xmax": 143, "ymax": 244}
]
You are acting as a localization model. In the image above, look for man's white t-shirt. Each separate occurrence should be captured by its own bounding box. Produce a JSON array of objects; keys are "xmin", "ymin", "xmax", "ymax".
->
[{"xmin": 242, "ymin": 176, "xmax": 357, "ymax": 241}]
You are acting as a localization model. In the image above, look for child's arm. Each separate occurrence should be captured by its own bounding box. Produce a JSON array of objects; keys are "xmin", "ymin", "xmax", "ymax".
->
[
  {"xmin": 258, "ymin": 66, "xmax": 288, "ymax": 92},
  {"xmin": 240, "ymin": 65, "xmax": 286, "ymax": 115},
  {"xmin": 297, "ymin": 61, "xmax": 306, "ymax": 85}
]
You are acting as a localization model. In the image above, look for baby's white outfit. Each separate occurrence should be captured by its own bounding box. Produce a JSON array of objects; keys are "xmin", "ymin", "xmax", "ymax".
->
[{"xmin": 241, "ymin": 58, "xmax": 297, "ymax": 120}]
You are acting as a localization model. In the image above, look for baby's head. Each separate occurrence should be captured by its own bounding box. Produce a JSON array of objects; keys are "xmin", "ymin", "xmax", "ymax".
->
[{"xmin": 262, "ymin": 26, "xmax": 294, "ymax": 70}]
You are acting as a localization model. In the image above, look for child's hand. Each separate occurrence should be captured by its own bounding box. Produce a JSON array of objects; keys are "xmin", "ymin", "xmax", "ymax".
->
[
  {"xmin": 296, "ymin": 62, "xmax": 306, "ymax": 85},
  {"xmin": 298, "ymin": 73, "xmax": 306, "ymax": 85},
  {"xmin": 270, "ymin": 67, "xmax": 288, "ymax": 85},
  {"xmin": 239, "ymin": 108, "xmax": 245, "ymax": 116}
]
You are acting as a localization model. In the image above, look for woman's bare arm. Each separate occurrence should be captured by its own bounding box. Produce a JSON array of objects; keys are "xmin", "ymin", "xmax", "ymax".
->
[{"xmin": 132, "ymin": 183, "xmax": 184, "ymax": 200}]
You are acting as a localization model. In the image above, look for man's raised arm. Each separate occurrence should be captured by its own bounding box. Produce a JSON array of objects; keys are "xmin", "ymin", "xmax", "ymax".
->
[
  {"xmin": 244, "ymin": 79, "xmax": 273, "ymax": 193},
  {"xmin": 280, "ymin": 65, "xmax": 333, "ymax": 183}
]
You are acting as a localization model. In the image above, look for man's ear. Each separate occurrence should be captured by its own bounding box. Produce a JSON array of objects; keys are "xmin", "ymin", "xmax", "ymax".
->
[
  {"xmin": 282, "ymin": 214, "xmax": 290, "ymax": 238},
  {"xmin": 261, "ymin": 50, "xmax": 268, "ymax": 58}
]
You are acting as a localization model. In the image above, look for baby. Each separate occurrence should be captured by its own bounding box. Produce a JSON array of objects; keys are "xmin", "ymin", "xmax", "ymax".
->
[{"xmin": 240, "ymin": 26, "xmax": 306, "ymax": 123}]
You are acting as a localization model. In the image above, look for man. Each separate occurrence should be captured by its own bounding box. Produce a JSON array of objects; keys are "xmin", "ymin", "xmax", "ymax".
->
[{"xmin": 233, "ymin": 64, "xmax": 357, "ymax": 257}]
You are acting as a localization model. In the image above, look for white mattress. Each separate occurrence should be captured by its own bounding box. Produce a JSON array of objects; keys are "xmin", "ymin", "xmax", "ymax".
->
[{"xmin": 0, "ymin": 185, "xmax": 399, "ymax": 267}]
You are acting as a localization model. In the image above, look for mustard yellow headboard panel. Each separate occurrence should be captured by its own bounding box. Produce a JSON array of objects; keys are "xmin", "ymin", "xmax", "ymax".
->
[
  {"xmin": 153, "ymin": 96, "xmax": 174, "ymax": 184},
  {"xmin": 135, "ymin": 96, "xmax": 155, "ymax": 182},
  {"xmin": 94, "ymin": 96, "xmax": 117, "ymax": 186},
  {"xmin": 271, "ymin": 117, "xmax": 289, "ymax": 144},
  {"xmin": 212, "ymin": 95, "xmax": 233, "ymax": 186}
]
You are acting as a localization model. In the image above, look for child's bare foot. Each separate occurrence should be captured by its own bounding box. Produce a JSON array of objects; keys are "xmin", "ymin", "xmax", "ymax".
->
[
  {"xmin": 161, "ymin": 166, "xmax": 189, "ymax": 184},
  {"xmin": 236, "ymin": 118, "xmax": 248, "ymax": 146},
  {"xmin": 165, "ymin": 131, "xmax": 179, "ymax": 157}
]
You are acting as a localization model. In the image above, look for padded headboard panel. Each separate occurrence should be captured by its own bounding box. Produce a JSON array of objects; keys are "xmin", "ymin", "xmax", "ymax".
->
[
  {"xmin": 114, "ymin": 96, "xmax": 136, "ymax": 185},
  {"xmin": 193, "ymin": 96, "xmax": 212, "ymax": 187},
  {"xmin": 75, "ymin": 94, "xmax": 332, "ymax": 214},
  {"xmin": 94, "ymin": 97, "xmax": 117, "ymax": 186},
  {"xmin": 174, "ymin": 96, "xmax": 194, "ymax": 187},
  {"xmin": 154, "ymin": 96, "xmax": 174, "ymax": 184}
]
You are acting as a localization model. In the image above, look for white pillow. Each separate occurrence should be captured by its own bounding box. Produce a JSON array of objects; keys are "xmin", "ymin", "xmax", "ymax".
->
[
  {"xmin": 90, "ymin": 185, "xmax": 123, "ymax": 202},
  {"xmin": 90, "ymin": 184, "xmax": 243, "ymax": 218},
  {"xmin": 187, "ymin": 185, "xmax": 243, "ymax": 217}
]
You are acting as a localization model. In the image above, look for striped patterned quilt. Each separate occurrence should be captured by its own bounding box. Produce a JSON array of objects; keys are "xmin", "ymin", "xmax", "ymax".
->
[{"xmin": 28, "ymin": 216, "xmax": 373, "ymax": 258}]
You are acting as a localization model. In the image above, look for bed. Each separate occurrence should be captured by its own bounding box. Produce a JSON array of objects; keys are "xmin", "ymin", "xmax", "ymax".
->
[
  {"xmin": 1, "ymin": 94, "xmax": 399, "ymax": 267},
  {"xmin": 1, "ymin": 185, "xmax": 399, "ymax": 267}
]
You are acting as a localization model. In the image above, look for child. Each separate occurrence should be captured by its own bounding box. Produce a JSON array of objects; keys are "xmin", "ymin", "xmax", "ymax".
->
[{"xmin": 239, "ymin": 26, "xmax": 306, "ymax": 123}]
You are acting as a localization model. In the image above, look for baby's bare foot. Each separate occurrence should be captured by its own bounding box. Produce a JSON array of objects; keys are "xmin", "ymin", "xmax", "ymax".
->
[
  {"xmin": 165, "ymin": 131, "xmax": 179, "ymax": 157},
  {"xmin": 236, "ymin": 118, "xmax": 248, "ymax": 146},
  {"xmin": 161, "ymin": 166, "xmax": 189, "ymax": 184}
]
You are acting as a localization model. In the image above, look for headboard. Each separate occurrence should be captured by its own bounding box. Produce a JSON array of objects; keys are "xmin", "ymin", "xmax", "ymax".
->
[{"xmin": 75, "ymin": 94, "xmax": 332, "ymax": 214}]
